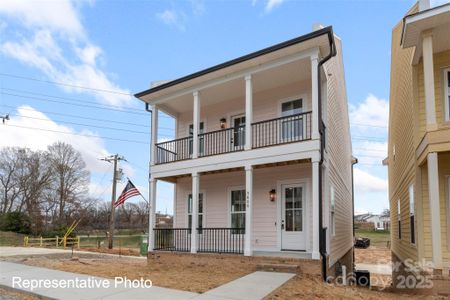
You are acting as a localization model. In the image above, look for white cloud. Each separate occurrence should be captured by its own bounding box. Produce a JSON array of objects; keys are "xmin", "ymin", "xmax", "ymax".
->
[
  {"xmin": 0, "ymin": 105, "xmax": 135, "ymax": 178},
  {"xmin": 265, "ymin": 0, "xmax": 285, "ymax": 12},
  {"xmin": 350, "ymin": 94, "xmax": 389, "ymax": 128},
  {"xmin": 156, "ymin": 9, "xmax": 187, "ymax": 31},
  {"xmin": 354, "ymin": 168, "xmax": 387, "ymax": 194},
  {"xmin": 0, "ymin": 0, "xmax": 132, "ymax": 107}
]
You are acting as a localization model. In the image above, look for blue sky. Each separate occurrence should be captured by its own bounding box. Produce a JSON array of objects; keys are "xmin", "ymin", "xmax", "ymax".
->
[{"xmin": 1, "ymin": 0, "xmax": 447, "ymax": 216}]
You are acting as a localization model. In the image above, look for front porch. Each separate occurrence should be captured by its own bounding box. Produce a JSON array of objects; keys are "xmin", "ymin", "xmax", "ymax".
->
[{"xmin": 148, "ymin": 162, "xmax": 321, "ymax": 259}]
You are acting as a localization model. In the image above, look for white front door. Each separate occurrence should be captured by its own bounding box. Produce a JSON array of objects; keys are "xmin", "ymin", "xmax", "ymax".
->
[
  {"xmin": 231, "ymin": 114, "xmax": 245, "ymax": 149},
  {"xmin": 281, "ymin": 184, "xmax": 306, "ymax": 250}
]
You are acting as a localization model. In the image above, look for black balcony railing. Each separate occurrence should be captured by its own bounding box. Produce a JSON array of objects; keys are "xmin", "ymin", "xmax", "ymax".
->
[
  {"xmin": 154, "ymin": 112, "xmax": 312, "ymax": 164},
  {"xmin": 152, "ymin": 227, "xmax": 244, "ymax": 254},
  {"xmin": 197, "ymin": 228, "xmax": 244, "ymax": 254},
  {"xmin": 251, "ymin": 111, "xmax": 312, "ymax": 148},
  {"xmin": 155, "ymin": 136, "xmax": 192, "ymax": 164},
  {"xmin": 153, "ymin": 228, "xmax": 191, "ymax": 252},
  {"xmin": 198, "ymin": 125, "xmax": 245, "ymax": 157}
]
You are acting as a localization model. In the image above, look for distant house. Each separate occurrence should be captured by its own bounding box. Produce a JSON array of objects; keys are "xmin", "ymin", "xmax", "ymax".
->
[
  {"xmin": 354, "ymin": 213, "xmax": 390, "ymax": 231},
  {"xmin": 155, "ymin": 213, "xmax": 173, "ymax": 229}
]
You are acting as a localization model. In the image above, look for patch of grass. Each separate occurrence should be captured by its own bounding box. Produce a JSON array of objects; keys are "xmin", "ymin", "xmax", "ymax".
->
[
  {"xmin": 0, "ymin": 231, "xmax": 25, "ymax": 246},
  {"xmin": 355, "ymin": 229, "xmax": 390, "ymax": 248}
]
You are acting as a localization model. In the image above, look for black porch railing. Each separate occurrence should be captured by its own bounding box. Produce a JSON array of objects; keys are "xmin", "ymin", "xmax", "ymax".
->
[
  {"xmin": 198, "ymin": 126, "xmax": 245, "ymax": 157},
  {"xmin": 152, "ymin": 228, "xmax": 244, "ymax": 254},
  {"xmin": 155, "ymin": 136, "xmax": 192, "ymax": 164},
  {"xmin": 197, "ymin": 228, "xmax": 244, "ymax": 254},
  {"xmin": 252, "ymin": 111, "xmax": 312, "ymax": 148},
  {"xmin": 153, "ymin": 228, "xmax": 191, "ymax": 252}
]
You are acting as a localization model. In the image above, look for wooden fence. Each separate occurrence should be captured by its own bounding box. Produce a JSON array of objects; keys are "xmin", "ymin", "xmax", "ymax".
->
[{"xmin": 23, "ymin": 236, "xmax": 80, "ymax": 249}]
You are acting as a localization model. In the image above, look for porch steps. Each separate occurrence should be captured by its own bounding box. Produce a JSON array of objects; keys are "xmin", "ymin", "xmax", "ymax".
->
[{"xmin": 256, "ymin": 263, "xmax": 300, "ymax": 274}]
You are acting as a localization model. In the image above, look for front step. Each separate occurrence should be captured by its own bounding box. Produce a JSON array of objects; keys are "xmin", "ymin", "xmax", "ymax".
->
[{"xmin": 256, "ymin": 263, "xmax": 300, "ymax": 274}]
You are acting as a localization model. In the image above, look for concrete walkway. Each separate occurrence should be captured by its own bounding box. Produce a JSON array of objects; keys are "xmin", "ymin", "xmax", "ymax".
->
[
  {"xmin": 0, "ymin": 247, "xmax": 146, "ymax": 260},
  {"xmin": 0, "ymin": 261, "xmax": 294, "ymax": 300},
  {"xmin": 356, "ymin": 263, "xmax": 392, "ymax": 275}
]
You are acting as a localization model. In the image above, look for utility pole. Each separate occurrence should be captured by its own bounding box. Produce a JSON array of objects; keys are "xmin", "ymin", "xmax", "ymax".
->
[{"xmin": 100, "ymin": 154, "xmax": 126, "ymax": 249}]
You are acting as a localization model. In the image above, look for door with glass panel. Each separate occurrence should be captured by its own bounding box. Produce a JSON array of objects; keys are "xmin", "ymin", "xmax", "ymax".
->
[
  {"xmin": 281, "ymin": 184, "xmax": 306, "ymax": 250},
  {"xmin": 231, "ymin": 115, "xmax": 246, "ymax": 149},
  {"xmin": 188, "ymin": 122, "xmax": 204, "ymax": 156},
  {"xmin": 281, "ymin": 99, "xmax": 303, "ymax": 142}
]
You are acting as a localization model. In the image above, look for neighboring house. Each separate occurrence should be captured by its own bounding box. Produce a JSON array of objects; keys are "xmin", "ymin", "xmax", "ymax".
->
[
  {"xmin": 155, "ymin": 213, "xmax": 173, "ymax": 229},
  {"xmin": 387, "ymin": 0, "xmax": 450, "ymax": 293},
  {"xmin": 354, "ymin": 213, "xmax": 389, "ymax": 230},
  {"xmin": 135, "ymin": 25, "xmax": 354, "ymax": 280}
]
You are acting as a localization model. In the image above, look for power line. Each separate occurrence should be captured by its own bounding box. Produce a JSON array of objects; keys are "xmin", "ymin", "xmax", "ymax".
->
[
  {"xmin": 3, "ymin": 124, "xmax": 150, "ymax": 145},
  {"xmin": 10, "ymin": 113, "xmax": 149, "ymax": 135},
  {"xmin": 2, "ymin": 87, "xmax": 143, "ymax": 112},
  {"xmin": 1, "ymin": 91, "xmax": 149, "ymax": 116},
  {"xmin": 3, "ymin": 104, "xmax": 150, "ymax": 128},
  {"xmin": 0, "ymin": 72, "xmax": 132, "ymax": 96}
]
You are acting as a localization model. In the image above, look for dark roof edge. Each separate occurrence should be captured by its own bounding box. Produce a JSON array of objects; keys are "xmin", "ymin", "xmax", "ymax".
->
[{"xmin": 134, "ymin": 26, "xmax": 333, "ymax": 98}]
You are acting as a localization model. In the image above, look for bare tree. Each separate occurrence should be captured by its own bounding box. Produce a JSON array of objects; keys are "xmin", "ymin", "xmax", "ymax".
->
[
  {"xmin": 0, "ymin": 147, "xmax": 22, "ymax": 213},
  {"xmin": 47, "ymin": 142, "xmax": 90, "ymax": 224}
]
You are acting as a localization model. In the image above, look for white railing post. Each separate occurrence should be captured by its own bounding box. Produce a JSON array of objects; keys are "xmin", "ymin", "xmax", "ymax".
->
[
  {"xmin": 245, "ymin": 75, "xmax": 253, "ymax": 150},
  {"xmin": 193, "ymin": 91, "xmax": 200, "ymax": 158},
  {"xmin": 191, "ymin": 172, "xmax": 199, "ymax": 253},
  {"xmin": 151, "ymin": 105, "xmax": 158, "ymax": 165},
  {"xmin": 422, "ymin": 32, "xmax": 437, "ymax": 131},
  {"xmin": 427, "ymin": 152, "xmax": 442, "ymax": 267},
  {"xmin": 311, "ymin": 52, "xmax": 320, "ymax": 140},
  {"xmin": 148, "ymin": 178, "xmax": 157, "ymax": 252}
]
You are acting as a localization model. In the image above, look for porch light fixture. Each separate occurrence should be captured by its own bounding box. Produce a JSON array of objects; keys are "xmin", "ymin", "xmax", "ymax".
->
[
  {"xmin": 269, "ymin": 189, "xmax": 276, "ymax": 202},
  {"xmin": 220, "ymin": 118, "xmax": 227, "ymax": 129}
]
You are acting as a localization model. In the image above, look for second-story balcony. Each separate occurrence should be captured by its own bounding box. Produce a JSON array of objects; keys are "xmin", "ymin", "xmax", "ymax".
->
[{"xmin": 155, "ymin": 111, "xmax": 312, "ymax": 164}]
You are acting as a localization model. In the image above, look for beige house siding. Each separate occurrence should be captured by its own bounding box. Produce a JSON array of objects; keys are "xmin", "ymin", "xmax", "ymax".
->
[
  {"xmin": 438, "ymin": 153, "xmax": 450, "ymax": 261},
  {"xmin": 388, "ymin": 16, "xmax": 419, "ymax": 262},
  {"xmin": 174, "ymin": 163, "xmax": 313, "ymax": 251},
  {"xmin": 322, "ymin": 37, "xmax": 353, "ymax": 266},
  {"xmin": 416, "ymin": 50, "xmax": 450, "ymax": 140}
]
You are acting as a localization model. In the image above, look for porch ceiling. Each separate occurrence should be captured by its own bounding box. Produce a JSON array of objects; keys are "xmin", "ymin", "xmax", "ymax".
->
[{"xmin": 158, "ymin": 58, "xmax": 312, "ymax": 115}]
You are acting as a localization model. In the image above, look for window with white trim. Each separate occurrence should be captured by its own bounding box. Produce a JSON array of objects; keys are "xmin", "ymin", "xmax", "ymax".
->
[
  {"xmin": 444, "ymin": 68, "xmax": 450, "ymax": 121},
  {"xmin": 398, "ymin": 199, "xmax": 401, "ymax": 240},
  {"xmin": 188, "ymin": 193, "xmax": 203, "ymax": 230},
  {"xmin": 281, "ymin": 99, "xmax": 303, "ymax": 140},
  {"xmin": 230, "ymin": 189, "xmax": 245, "ymax": 234},
  {"xmin": 330, "ymin": 186, "xmax": 336, "ymax": 236},
  {"xmin": 409, "ymin": 184, "xmax": 415, "ymax": 244}
]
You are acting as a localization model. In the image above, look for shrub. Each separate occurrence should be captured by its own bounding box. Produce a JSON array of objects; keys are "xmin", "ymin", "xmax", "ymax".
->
[{"xmin": 0, "ymin": 212, "xmax": 32, "ymax": 234}]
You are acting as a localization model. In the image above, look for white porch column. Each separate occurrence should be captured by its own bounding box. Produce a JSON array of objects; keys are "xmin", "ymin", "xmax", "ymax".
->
[
  {"xmin": 150, "ymin": 105, "xmax": 158, "ymax": 166},
  {"xmin": 148, "ymin": 178, "xmax": 157, "ymax": 252},
  {"xmin": 245, "ymin": 75, "xmax": 253, "ymax": 150},
  {"xmin": 193, "ymin": 91, "xmax": 200, "ymax": 158},
  {"xmin": 311, "ymin": 53, "xmax": 320, "ymax": 140},
  {"xmin": 244, "ymin": 165, "xmax": 253, "ymax": 256},
  {"xmin": 311, "ymin": 159, "xmax": 320, "ymax": 259},
  {"xmin": 427, "ymin": 152, "xmax": 442, "ymax": 267},
  {"xmin": 191, "ymin": 172, "xmax": 199, "ymax": 253},
  {"xmin": 422, "ymin": 32, "xmax": 437, "ymax": 131}
]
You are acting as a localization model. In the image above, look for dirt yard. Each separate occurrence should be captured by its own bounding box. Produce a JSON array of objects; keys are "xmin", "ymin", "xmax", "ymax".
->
[
  {"xmin": 355, "ymin": 246, "xmax": 391, "ymax": 265},
  {"xmin": 2, "ymin": 251, "xmax": 446, "ymax": 299},
  {"xmin": 0, "ymin": 287, "xmax": 39, "ymax": 300}
]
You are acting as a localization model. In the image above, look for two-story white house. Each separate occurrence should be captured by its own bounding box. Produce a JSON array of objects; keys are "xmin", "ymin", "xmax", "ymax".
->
[{"xmin": 135, "ymin": 25, "xmax": 354, "ymax": 280}]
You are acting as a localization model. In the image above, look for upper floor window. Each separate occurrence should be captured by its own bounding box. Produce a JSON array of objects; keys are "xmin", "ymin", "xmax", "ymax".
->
[
  {"xmin": 444, "ymin": 68, "xmax": 450, "ymax": 122},
  {"xmin": 281, "ymin": 99, "xmax": 303, "ymax": 140}
]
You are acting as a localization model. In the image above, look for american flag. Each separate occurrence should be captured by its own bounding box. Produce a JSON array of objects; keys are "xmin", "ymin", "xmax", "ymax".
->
[{"xmin": 114, "ymin": 180, "xmax": 141, "ymax": 208}]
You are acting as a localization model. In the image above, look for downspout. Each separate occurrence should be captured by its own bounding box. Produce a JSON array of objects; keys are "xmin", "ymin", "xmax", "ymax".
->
[
  {"xmin": 145, "ymin": 102, "xmax": 153, "ymax": 248},
  {"xmin": 351, "ymin": 156, "xmax": 358, "ymax": 271},
  {"xmin": 317, "ymin": 28, "xmax": 337, "ymax": 282}
]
